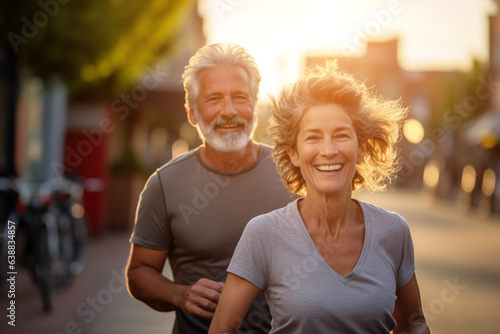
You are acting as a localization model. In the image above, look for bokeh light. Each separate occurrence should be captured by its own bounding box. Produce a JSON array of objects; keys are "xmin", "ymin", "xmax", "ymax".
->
[
  {"xmin": 482, "ymin": 169, "xmax": 496, "ymax": 196},
  {"xmin": 423, "ymin": 160, "xmax": 440, "ymax": 189},
  {"xmin": 481, "ymin": 131, "xmax": 498, "ymax": 149},
  {"xmin": 461, "ymin": 165, "xmax": 477, "ymax": 193},
  {"xmin": 172, "ymin": 139, "xmax": 189, "ymax": 159},
  {"xmin": 403, "ymin": 118, "xmax": 425, "ymax": 144},
  {"xmin": 71, "ymin": 203, "xmax": 85, "ymax": 219}
]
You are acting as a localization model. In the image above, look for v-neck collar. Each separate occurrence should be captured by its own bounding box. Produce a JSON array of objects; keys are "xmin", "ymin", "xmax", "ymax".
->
[{"xmin": 291, "ymin": 198, "xmax": 372, "ymax": 285}]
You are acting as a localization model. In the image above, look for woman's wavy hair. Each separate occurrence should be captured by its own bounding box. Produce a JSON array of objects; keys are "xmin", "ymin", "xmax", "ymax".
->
[{"xmin": 269, "ymin": 61, "xmax": 408, "ymax": 196}]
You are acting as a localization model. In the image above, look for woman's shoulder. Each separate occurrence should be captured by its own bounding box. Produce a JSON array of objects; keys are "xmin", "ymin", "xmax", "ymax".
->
[{"xmin": 358, "ymin": 199, "xmax": 409, "ymax": 230}]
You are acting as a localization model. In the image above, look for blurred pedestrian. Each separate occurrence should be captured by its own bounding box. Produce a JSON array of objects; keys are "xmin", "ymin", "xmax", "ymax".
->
[
  {"xmin": 209, "ymin": 62, "xmax": 430, "ymax": 334},
  {"xmin": 126, "ymin": 43, "xmax": 293, "ymax": 334}
]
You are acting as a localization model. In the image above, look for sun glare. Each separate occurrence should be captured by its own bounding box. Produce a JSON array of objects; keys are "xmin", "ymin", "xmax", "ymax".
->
[
  {"xmin": 200, "ymin": 0, "xmax": 493, "ymax": 97},
  {"xmin": 199, "ymin": 0, "xmax": 403, "ymax": 98}
]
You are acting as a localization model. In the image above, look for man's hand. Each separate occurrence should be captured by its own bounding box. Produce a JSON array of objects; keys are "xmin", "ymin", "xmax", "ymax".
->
[
  {"xmin": 127, "ymin": 245, "xmax": 225, "ymax": 317},
  {"xmin": 179, "ymin": 278, "xmax": 225, "ymax": 318}
]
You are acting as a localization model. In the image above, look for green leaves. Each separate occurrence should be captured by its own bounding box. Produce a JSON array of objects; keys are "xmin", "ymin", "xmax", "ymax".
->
[{"xmin": 2, "ymin": 0, "xmax": 195, "ymax": 100}]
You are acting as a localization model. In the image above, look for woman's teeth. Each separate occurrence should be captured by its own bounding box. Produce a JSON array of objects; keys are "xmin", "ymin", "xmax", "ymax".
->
[{"xmin": 316, "ymin": 164, "xmax": 342, "ymax": 171}]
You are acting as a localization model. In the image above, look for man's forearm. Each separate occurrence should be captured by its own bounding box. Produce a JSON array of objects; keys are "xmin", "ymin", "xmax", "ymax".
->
[{"xmin": 127, "ymin": 265, "xmax": 187, "ymax": 312}]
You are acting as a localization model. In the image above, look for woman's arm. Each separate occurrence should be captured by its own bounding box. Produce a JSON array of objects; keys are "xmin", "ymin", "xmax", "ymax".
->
[
  {"xmin": 208, "ymin": 273, "xmax": 262, "ymax": 334},
  {"xmin": 393, "ymin": 273, "xmax": 431, "ymax": 334}
]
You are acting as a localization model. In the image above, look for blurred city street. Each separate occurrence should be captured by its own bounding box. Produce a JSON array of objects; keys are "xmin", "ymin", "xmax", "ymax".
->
[
  {"xmin": 2, "ymin": 1, "xmax": 500, "ymax": 334},
  {"xmin": 0, "ymin": 187, "xmax": 499, "ymax": 334},
  {"xmin": 355, "ymin": 188, "xmax": 500, "ymax": 334}
]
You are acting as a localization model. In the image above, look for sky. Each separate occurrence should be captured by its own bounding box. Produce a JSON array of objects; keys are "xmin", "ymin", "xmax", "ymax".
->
[{"xmin": 199, "ymin": 0, "xmax": 497, "ymax": 98}]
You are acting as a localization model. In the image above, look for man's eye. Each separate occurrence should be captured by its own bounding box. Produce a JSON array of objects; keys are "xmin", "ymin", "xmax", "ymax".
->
[{"xmin": 234, "ymin": 95, "xmax": 249, "ymax": 102}]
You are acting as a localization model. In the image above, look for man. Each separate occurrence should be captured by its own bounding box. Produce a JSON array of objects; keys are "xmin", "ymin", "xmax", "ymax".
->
[{"xmin": 126, "ymin": 43, "xmax": 293, "ymax": 334}]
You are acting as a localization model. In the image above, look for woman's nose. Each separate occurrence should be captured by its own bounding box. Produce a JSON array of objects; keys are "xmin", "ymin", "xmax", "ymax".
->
[{"xmin": 321, "ymin": 139, "xmax": 338, "ymax": 156}]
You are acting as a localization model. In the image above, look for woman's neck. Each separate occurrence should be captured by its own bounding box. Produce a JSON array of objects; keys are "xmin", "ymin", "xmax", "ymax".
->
[{"xmin": 298, "ymin": 191, "xmax": 361, "ymax": 237}]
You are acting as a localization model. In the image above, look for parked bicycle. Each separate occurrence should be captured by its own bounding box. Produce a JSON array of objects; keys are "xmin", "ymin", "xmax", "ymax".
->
[
  {"xmin": 0, "ymin": 176, "xmax": 89, "ymax": 312},
  {"xmin": 45, "ymin": 176, "xmax": 88, "ymax": 286}
]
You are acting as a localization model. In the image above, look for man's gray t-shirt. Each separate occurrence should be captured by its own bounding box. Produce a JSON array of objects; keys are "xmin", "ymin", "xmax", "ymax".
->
[
  {"xmin": 228, "ymin": 199, "xmax": 415, "ymax": 334},
  {"xmin": 131, "ymin": 145, "xmax": 293, "ymax": 333}
]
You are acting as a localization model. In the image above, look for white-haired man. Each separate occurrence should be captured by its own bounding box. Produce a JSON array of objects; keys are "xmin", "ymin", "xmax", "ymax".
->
[{"xmin": 126, "ymin": 43, "xmax": 293, "ymax": 334}]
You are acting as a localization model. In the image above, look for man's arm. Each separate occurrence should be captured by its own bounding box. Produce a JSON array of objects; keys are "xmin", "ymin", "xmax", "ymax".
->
[
  {"xmin": 393, "ymin": 273, "xmax": 431, "ymax": 334},
  {"xmin": 126, "ymin": 243, "xmax": 224, "ymax": 318}
]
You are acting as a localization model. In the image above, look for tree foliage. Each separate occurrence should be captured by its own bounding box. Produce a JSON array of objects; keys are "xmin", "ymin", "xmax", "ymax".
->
[{"xmin": 2, "ymin": 0, "xmax": 195, "ymax": 100}]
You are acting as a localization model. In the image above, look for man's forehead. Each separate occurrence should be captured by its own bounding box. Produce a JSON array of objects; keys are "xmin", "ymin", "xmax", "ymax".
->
[{"xmin": 198, "ymin": 65, "xmax": 250, "ymax": 88}]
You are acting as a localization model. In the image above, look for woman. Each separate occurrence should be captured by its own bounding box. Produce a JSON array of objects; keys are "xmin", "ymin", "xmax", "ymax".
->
[{"xmin": 208, "ymin": 63, "xmax": 430, "ymax": 333}]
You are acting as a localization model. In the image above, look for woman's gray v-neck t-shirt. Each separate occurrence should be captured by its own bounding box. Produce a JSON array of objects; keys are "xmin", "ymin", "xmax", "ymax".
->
[{"xmin": 227, "ymin": 198, "xmax": 415, "ymax": 333}]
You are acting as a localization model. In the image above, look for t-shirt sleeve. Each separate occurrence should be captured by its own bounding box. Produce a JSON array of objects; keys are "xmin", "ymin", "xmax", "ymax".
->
[
  {"xmin": 130, "ymin": 172, "xmax": 172, "ymax": 250},
  {"xmin": 227, "ymin": 216, "xmax": 272, "ymax": 290},
  {"xmin": 396, "ymin": 215, "xmax": 415, "ymax": 288}
]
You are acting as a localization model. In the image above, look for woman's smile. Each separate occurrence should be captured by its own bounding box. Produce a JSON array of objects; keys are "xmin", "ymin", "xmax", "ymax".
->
[{"xmin": 315, "ymin": 164, "xmax": 343, "ymax": 172}]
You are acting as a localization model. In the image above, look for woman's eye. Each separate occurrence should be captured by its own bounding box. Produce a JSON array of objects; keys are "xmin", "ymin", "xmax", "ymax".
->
[{"xmin": 336, "ymin": 133, "xmax": 350, "ymax": 139}]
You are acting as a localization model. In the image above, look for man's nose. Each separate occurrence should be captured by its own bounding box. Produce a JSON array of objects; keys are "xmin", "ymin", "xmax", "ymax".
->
[{"xmin": 220, "ymin": 96, "xmax": 237, "ymax": 117}]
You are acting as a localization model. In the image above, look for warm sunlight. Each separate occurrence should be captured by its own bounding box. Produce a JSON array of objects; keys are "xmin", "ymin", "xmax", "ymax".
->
[{"xmin": 199, "ymin": 0, "xmax": 496, "ymax": 98}]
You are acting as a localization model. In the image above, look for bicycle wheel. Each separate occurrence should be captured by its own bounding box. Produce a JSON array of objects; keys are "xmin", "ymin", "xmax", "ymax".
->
[
  {"xmin": 32, "ymin": 213, "xmax": 55, "ymax": 312},
  {"xmin": 70, "ymin": 213, "xmax": 88, "ymax": 276},
  {"xmin": 54, "ymin": 210, "xmax": 74, "ymax": 288}
]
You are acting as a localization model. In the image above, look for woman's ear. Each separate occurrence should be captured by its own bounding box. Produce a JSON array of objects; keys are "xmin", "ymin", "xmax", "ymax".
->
[{"xmin": 287, "ymin": 148, "xmax": 300, "ymax": 167}]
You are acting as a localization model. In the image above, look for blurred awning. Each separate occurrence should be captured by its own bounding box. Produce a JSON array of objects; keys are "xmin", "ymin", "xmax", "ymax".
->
[{"xmin": 464, "ymin": 110, "xmax": 500, "ymax": 148}]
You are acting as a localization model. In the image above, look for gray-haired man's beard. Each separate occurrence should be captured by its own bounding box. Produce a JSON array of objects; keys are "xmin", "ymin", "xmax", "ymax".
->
[{"xmin": 194, "ymin": 109, "xmax": 255, "ymax": 153}]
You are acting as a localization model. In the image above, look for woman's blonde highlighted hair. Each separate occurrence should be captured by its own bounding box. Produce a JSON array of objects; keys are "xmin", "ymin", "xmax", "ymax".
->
[{"xmin": 269, "ymin": 61, "xmax": 408, "ymax": 196}]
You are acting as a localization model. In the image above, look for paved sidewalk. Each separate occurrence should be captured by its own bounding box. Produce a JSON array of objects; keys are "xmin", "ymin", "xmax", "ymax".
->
[{"xmin": 0, "ymin": 230, "xmax": 174, "ymax": 334}]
